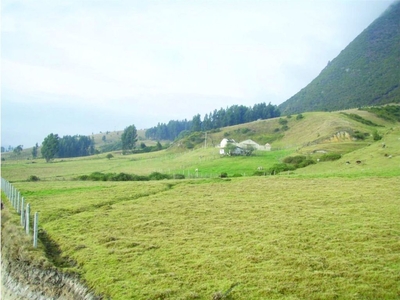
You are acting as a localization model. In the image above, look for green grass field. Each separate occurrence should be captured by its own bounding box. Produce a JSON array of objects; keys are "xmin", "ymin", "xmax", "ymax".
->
[
  {"xmin": 1, "ymin": 110, "xmax": 400, "ymax": 299},
  {"xmin": 3, "ymin": 177, "xmax": 400, "ymax": 299}
]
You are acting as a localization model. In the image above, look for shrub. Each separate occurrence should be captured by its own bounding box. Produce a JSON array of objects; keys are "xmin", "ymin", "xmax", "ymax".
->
[
  {"xmin": 185, "ymin": 141, "xmax": 194, "ymax": 149},
  {"xmin": 106, "ymin": 153, "xmax": 114, "ymax": 159},
  {"xmin": 341, "ymin": 112, "xmax": 380, "ymax": 126},
  {"xmin": 88, "ymin": 172, "xmax": 108, "ymax": 181},
  {"xmin": 219, "ymin": 172, "xmax": 228, "ymax": 178},
  {"xmin": 1, "ymin": 157, "xmax": 5, "ymax": 161},
  {"xmin": 78, "ymin": 175, "xmax": 89, "ymax": 181},
  {"xmin": 268, "ymin": 163, "xmax": 295, "ymax": 175},
  {"xmin": 296, "ymin": 113, "xmax": 304, "ymax": 120},
  {"xmin": 28, "ymin": 175, "xmax": 40, "ymax": 182},
  {"xmin": 353, "ymin": 131, "xmax": 367, "ymax": 140},
  {"xmin": 278, "ymin": 118, "xmax": 288, "ymax": 125},
  {"xmin": 149, "ymin": 172, "xmax": 172, "ymax": 180},
  {"xmin": 281, "ymin": 125, "xmax": 289, "ymax": 131},
  {"xmin": 319, "ymin": 153, "xmax": 341, "ymax": 161},
  {"xmin": 372, "ymin": 130, "xmax": 382, "ymax": 141},
  {"xmin": 111, "ymin": 173, "xmax": 134, "ymax": 181},
  {"xmin": 232, "ymin": 173, "xmax": 243, "ymax": 177},
  {"xmin": 297, "ymin": 159, "xmax": 316, "ymax": 168},
  {"xmin": 283, "ymin": 155, "xmax": 307, "ymax": 165}
]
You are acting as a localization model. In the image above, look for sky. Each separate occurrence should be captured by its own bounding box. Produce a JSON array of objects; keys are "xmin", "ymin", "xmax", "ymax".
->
[{"xmin": 1, "ymin": 0, "xmax": 395, "ymax": 149}]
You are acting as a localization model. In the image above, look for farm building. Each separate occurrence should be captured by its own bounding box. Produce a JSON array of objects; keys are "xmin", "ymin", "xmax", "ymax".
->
[{"xmin": 219, "ymin": 138, "xmax": 271, "ymax": 155}]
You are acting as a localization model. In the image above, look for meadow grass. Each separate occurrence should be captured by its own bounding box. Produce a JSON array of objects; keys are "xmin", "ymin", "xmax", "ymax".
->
[
  {"xmin": 2, "ymin": 111, "xmax": 399, "ymax": 299},
  {"xmin": 1, "ymin": 147, "xmax": 295, "ymax": 182},
  {"xmin": 6, "ymin": 177, "xmax": 400, "ymax": 299}
]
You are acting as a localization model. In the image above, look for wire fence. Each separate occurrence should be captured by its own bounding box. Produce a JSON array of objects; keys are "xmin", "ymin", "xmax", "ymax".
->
[{"xmin": 1, "ymin": 177, "xmax": 39, "ymax": 248}]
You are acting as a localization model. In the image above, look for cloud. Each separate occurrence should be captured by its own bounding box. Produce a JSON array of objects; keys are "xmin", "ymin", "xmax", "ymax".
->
[{"xmin": 1, "ymin": 0, "xmax": 394, "ymax": 147}]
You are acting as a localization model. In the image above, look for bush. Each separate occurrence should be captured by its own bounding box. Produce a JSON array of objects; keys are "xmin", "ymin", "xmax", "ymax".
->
[
  {"xmin": 283, "ymin": 155, "xmax": 307, "ymax": 165},
  {"xmin": 232, "ymin": 173, "xmax": 243, "ymax": 177},
  {"xmin": 353, "ymin": 132, "xmax": 367, "ymax": 140},
  {"xmin": 268, "ymin": 163, "xmax": 295, "ymax": 175},
  {"xmin": 281, "ymin": 125, "xmax": 289, "ymax": 131},
  {"xmin": 297, "ymin": 159, "xmax": 316, "ymax": 168},
  {"xmin": 185, "ymin": 141, "xmax": 194, "ymax": 149},
  {"xmin": 372, "ymin": 130, "xmax": 382, "ymax": 141},
  {"xmin": 278, "ymin": 118, "xmax": 288, "ymax": 125},
  {"xmin": 219, "ymin": 172, "xmax": 228, "ymax": 178},
  {"xmin": 78, "ymin": 175, "xmax": 89, "ymax": 181},
  {"xmin": 149, "ymin": 172, "xmax": 172, "ymax": 180},
  {"xmin": 28, "ymin": 175, "xmax": 40, "ymax": 182},
  {"xmin": 319, "ymin": 153, "xmax": 341, "ymax": 161},
  {"xmin": 341, "ymin": 112, "xmax": 380, "ymax": 126},
  {"xmin": 111, "ymin": 173, "xmax": 134, "ymax": 181},
  {"xmin": 296, "ymin": 113, "xmax": 304, "ymax": 120}
]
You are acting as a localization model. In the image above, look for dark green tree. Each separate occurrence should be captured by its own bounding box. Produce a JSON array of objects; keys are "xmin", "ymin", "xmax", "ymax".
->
[
  {"xmin": 41, "ymin": 133, "xmax": 59, "ymax": 162},
  {"xmin": 32, "ymin": 143, "xmax": 39, "ymax": 158},
  {"xmin": 191, "ymin": 114, "xmax": 202, "ymax": 132},
  {"xmin": 121, "ymin": 125, "xmax": 138, "ymax": 154},
  {"xmin": 13, "ymin": 145, "xmax": 23, "ymax": 155}
]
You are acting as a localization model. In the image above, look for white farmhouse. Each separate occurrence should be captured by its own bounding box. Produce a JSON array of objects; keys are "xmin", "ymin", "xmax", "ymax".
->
[{"xmin": 219, "ymin": 138, "xmax": 271, "ymax": 155}]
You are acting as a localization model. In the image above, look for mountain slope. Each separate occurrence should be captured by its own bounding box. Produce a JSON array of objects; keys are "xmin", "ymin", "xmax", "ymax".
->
[{"xmin": 279, "ymin": 1, "xmax": 400, "ymax": 115}]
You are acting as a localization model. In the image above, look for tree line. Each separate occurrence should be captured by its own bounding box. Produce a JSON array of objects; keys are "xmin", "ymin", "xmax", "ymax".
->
[
  {"xmin": 145, "ymin": 102, "xmax": 280, "ymax": 140},
  {"xmin": 40, "ymin": 125, "xmax": 138, "ymax": 161},
  {"xmin": 41, "ymin": 134, "xmax": 95, "ymax": 162}
]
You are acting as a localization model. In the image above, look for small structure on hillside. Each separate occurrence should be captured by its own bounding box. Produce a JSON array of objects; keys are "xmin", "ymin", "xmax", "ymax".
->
[{"xmin": 219, "ymin": 138, "xmax": 271, "ymax": 155}]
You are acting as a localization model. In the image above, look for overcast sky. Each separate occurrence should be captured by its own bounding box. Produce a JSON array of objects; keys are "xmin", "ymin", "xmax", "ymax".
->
[{"xmin": 1, "ymin": 0, "xmax": 394, "ymax": 148}]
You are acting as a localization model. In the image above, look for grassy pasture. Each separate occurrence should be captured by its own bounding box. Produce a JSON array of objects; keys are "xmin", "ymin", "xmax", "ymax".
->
[
  {"xmin": 1, "ymin": 147, "xmax": 294, "ymax": 182},
  {"xmin": 4, "ymin": 176, "xmax": 400, "ymax": 299},
  {"xmin": 2, "ymin": 111, "xmax": 400, "ymax": 299}
]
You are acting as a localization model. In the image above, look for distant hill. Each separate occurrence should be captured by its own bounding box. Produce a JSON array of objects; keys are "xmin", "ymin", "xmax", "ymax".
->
[
  {"xmin": 170, "ymin": 106, "xmax": 399, "ymax": 156},
  {"xmin": 279, "ymin": 1, "xmax": 400, "ymax": 115}
]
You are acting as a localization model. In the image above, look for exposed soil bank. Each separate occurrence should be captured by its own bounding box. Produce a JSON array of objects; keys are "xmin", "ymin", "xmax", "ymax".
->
[
  {"xmin": 1, "ymin": 258, "xmax": 101, "ymax": 300},
  {"xmin": 1, "ymin": 202, "xmax": 102, "ymax": 300}
]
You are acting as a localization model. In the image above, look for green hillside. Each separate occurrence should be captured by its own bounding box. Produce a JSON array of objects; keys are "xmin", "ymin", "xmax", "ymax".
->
[
  {"xmin": 2, "ymin": 109, "xmax": 400, "ymax": 299},
  {"xmin": 2, "ymin": 108, "xmax": 399, "ymax": 180},
  {"xmin": 279, "ymin": 1, "xmax": 400, "ymax": 115}
]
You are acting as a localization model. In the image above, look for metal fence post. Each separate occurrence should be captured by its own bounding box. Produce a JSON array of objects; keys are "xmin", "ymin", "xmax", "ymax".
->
[
  {"xmin": 20, "ymin": 197, "xmax": 25, "ymax": 227},
  {"xmin": 26, "ymin": 204, "xmax": 31, "ymax": 235},
  {"xmin": 33, "ymin": 212, "xmax": 39, "ymax": 248},
  {"xmin": 17, "ymin": 191, "xmax": 21, "ymax": 213}
]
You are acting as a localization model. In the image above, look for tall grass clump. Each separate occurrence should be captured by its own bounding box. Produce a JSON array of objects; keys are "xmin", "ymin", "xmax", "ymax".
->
[
  {"xmin": 76, "ymin": 171, "xmax": 179, "ymax": 182},
  {"xmin": 319, "ymin": 153, "xmax": 342, "ymax": 161}
]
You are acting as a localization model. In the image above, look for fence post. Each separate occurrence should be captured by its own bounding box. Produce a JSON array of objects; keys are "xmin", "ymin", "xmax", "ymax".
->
[
  {"xmin": 11, "ymin": 186, "xmax": 14, "ymax": 207},
  {"xmin": 17, "ymin": 191, "xmax": 21, "ymax": 213},
  {"xmin": 13, "ymin": 188, "xmax": 17, "ymax": 209},
  {"xmin": 26, "ymin": 204, "xmax": 31, "ymax": 235},
  {"xmin": 20, "ymin": 197, "xmax": 25, "ymax": 227},
  {"xmin": 33, "ymin": 212, "xmax": 39, "ymax": 248}
]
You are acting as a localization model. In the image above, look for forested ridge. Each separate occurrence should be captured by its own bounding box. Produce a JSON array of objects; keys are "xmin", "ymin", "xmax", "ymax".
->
[
  {"xmin": 279, "ymin": 1, "xmax": 400, "ymax": 115},
  {"xmin": 145, "ymin": 102, "xmax": 280, "ymax": 140}
]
